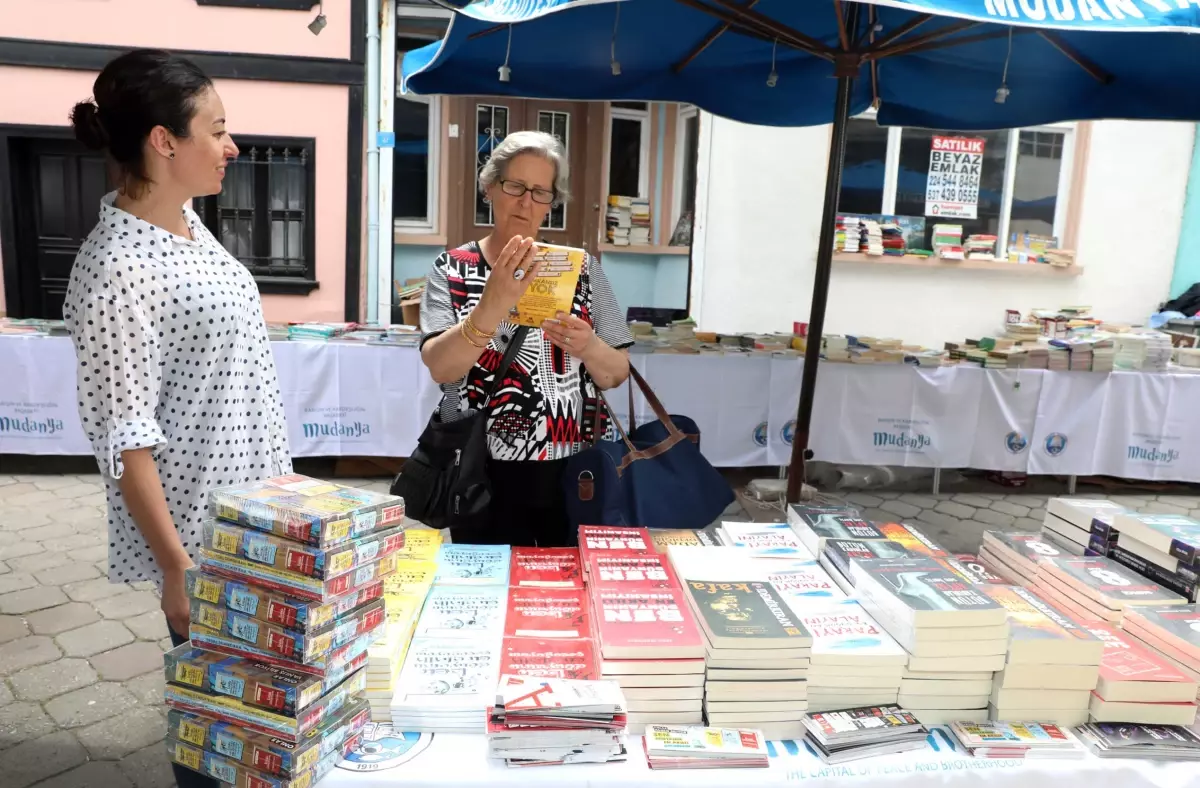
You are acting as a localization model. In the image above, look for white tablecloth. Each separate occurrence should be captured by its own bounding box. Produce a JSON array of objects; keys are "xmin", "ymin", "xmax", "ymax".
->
[
  {"xmin": 3, "ymin": 335, "xmax": 1200, "ymax": 482},
  {"xmin": 321, "ymin": 727, "xmax": 1198, "ymax": 788}
]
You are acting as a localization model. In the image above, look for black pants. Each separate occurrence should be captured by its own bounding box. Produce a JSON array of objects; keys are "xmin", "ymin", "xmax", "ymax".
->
[
  {"xmin": 168, "ymin": 621, "xmax": 221, "ymax": 788},
  {"xmin": 451, "ymin": 458, "xmax": 572, "ymax": 547}
]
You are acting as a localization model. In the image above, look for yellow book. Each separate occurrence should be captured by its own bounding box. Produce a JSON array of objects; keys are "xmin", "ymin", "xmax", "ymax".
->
[
  {"xmin": 395, "ymin": 528, "xmax": 442, "ymax": 560},
  {"xmin": 511, "ymin": 244, "xmax": 585, "ymax": 328}
]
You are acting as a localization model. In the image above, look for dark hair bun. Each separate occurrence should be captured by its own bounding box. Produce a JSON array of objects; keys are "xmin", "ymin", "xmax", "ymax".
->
[{"xmin": 70, "ymin": 100, "xmax": 108, "ymax": 151}]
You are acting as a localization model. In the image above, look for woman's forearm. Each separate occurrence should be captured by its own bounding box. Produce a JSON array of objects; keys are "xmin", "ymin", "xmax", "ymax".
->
[
  {"xmin": 117, "ymin": 448, "xmax": 192, "ymax": 575},
  {"xmin": 581, "ymin": 343, "xmax": 631, "ymax": 390},
  {"xmin": 420, "ymin": 303, "xmax": 508, "ymax": 385}
]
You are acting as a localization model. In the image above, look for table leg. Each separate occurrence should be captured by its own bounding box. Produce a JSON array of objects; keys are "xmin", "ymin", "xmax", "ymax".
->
[{"xmin": 932, "ymin": 467, "xmax": 941, "ymax": 495}]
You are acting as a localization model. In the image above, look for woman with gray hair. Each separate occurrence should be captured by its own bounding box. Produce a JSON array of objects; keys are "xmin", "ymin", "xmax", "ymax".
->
[{"xmin": 418, "ymin": 130, "xmax": 633, "ymax": 547}]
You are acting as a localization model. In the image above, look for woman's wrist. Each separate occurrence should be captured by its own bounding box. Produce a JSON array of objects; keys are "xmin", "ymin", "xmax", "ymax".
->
[{"xmin": 470, "ymin": 302, "xmax": 506, "ymax": 335}]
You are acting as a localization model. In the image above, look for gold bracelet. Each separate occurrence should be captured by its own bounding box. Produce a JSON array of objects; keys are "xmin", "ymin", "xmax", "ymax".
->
[
  {"xmin": 464, "ymin": 313, "xmax": 496, "ymax": 340},
  {"xmin": 459, "ymin": 321, "xmax": 487, "ymax": 348}
]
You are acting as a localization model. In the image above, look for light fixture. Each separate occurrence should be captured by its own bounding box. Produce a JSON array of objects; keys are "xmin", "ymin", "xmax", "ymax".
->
[
  {"xmin": 498, "ymin": 25, "xmax": 513, "ymax": 82},
  {"xmin": 308, "ymin": 1, "xmax": 326, "ymax": 35},
  {"xmin": 610, "ymin": 4, "xmax": 622, "ymax": 76},
  {"xmin": 766, "ymin": 38, "xmax": 779, "ymax": 88},
  {"xmin": 995, "ymin": 28, "xmax": 1013, "ymax": 104}
]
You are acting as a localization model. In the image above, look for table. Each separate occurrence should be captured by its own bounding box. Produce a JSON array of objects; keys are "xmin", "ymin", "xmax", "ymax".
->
[
  {"xmin": 4, "ymin": 335, "xmax": 1200, "ymax": 483},
  {"xmin": 320, "ymin": 727, "xmax": 1199, "ymax": 788}
]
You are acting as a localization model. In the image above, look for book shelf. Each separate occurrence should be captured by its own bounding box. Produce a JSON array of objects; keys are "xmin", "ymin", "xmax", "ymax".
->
[
  {"xmin": 833, "ymin": 253, "xmax": 1082, "ymax": 276},
  {"xmin": 597, "ymin": 243, "xmax": 691, "ymax": 256}
]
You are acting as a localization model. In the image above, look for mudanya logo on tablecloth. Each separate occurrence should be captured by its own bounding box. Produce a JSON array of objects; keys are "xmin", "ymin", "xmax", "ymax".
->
[
  {"xmin": 1128, "ymin": 445, "xmax": 1180, "ymax": 464},
  {"xmin": 0, "ymin": 414, "xmax": 65, "ymax": 436},
  {"xmin": 873, "ymin": 431, "xmax": 931, "ymax": 451},
  {"xmin": 301, "ymin": 406, "xmax": 372, "ymax": 441}
]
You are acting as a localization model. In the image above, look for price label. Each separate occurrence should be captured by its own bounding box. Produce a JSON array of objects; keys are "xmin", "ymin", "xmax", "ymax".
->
[
  {"xmin": 353, "ymin": 564, "xmax": 376, "ymax": 586},
  {"xmin": 292, "ymin": 773, "xmax": 314, "ymax": 788},
  {"xmin": 352, "ymin": 510, "xmax": 378, "ymax": 535},
  {"xmin": 328, "ymin": 550, "xmax": 355, "ymax": 575},
  {"xmin": 245, "ymin": 535, "xmax": 278, "ymax": 565},
  {"xmin": 309, "ymin": 631, "xmax": 333, "ymax": 656},
  {"xmin": 355, "ymin": 540, "xmax": 381, "ymax": 564},
  {"xmin": 197, "ymin": 604, "xmax": 224, "ymax": 631},
  {"xmin": 209, "ymin": 759, "xmax": 238, "ymax": 784},
  {"xmin": 213, "ymin": 730, "xmax": 245, "ymax": 760},
  {"xmin": 213, "ymin": 671, "xmax": 246, "ymax": 698},
  {"xmin": 193, "ymin": 578, "xmax": 222, "ymax": 604},
  {"xmin": 177, "ymin": 719, "xmax": 208, "ymax": 747},
  {"xmin": 230, "ymin": 615, "xmax": 260, "ymax": 643},
  {"xmin": 295, "ymin": 744, "xmax": 320, "ymax": 773},
  {"xmin": 327, "ymin": 519, "xmax": 351, "ymax": 542},
  {"xmin": 228, "ymin": 586, "xmax": 259, "ymax": 615},
  {"xmin": 175, "ymin": 663, "xmax": 206, "ymax": 688},
  {"xmin": 212, "ymin": 527, "xmax": 241, "ymax": 555},
  {"xmin": 174, "ymin": 742, "xmax": 202, "ymax": 772}
]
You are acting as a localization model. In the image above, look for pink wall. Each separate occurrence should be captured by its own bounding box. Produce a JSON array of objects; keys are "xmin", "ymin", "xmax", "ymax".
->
[
  {"xmin": 3, "ymin": 0, "xmax": 352, "ymax": 60},
  {"xmin": 0, "ymin": 66, "xmax": 351, "ymax": 322}
]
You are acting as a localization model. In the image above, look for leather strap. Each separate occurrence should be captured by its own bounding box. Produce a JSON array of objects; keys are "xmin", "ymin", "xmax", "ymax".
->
[
  {"xmin": 481, "ymin": 325, "xmax": 529, "ymax": 412},
  {"xmin": 596, "ymin": 366, "xmax": 689, "ymax": 477}
]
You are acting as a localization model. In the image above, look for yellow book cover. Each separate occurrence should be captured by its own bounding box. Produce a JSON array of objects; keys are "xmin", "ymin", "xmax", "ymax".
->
[
  {"xmin": 395, "ymin": 528, "xmax": 442, "ymax": 560},
  {"xmin": 511, "ymin": 243, "xmax": 585, "ymax": 328}
]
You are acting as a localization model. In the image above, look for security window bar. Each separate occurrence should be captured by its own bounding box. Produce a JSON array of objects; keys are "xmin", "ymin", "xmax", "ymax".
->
[
  {"xmin": 537, "ymin": 110, "xmax": 569, "ymax": 231},
  {"xmin": 475, "ymin": 104, "xmax": 509, "ymax": 227}
]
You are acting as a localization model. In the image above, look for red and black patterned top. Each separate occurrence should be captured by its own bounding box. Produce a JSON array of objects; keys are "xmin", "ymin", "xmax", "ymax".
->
[{"xmin": 420, "ymin": 242, "xmax": 634, "ymax": 462}]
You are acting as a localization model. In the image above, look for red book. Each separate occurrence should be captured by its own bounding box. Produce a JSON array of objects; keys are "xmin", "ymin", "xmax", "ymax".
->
[
  {"xmin": 588, "ymin": 553, "xmax": 680, "ymax": 592},
  {"xmin": 1086, "ymin": 622, "xmax": 1199, "ymax": 703},
  {"xmin": 578, "ymin": 526, "xmax": 652, "ymax": 575},
  {"xmin": 510, "ymin": 547, "xmax": 583, "ymax": 588},
  {"xmin": 498, "ymin": 636, "xmax": 599, "ymax": 680},
  {"xmin": 590, "ymin": 586, "xmax": 705, "ymax": 660},
  {"xmin": 505, "ymin": 587, "xmax": 591, "ymax": 639}
]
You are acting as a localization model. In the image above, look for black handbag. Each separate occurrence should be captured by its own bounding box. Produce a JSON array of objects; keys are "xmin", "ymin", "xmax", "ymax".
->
[{"xmin": 391, "ymin": 326, "xmax": 530, "ymax": 532}]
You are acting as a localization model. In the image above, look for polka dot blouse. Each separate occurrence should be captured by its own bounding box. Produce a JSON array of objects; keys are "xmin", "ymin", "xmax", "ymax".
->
[{"xmin": 62, "ymin": 192, "xmax": 291, "ymax": 590}]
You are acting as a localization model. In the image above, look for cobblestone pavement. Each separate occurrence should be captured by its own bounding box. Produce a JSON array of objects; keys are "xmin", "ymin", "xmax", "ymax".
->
[{"xmin": 2, "ymin": 471, "xmax": 1199, "ymax": 786}]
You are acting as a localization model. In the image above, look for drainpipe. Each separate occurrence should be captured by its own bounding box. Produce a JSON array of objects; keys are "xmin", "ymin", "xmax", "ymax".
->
[{"xmin": 364, "ymin": 0, "xmax": 382, "ymax": 323}]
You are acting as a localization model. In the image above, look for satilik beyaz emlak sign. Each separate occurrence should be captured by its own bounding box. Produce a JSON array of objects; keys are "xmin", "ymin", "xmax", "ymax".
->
[{"xmin": 925, "ymin": 135, "xmax": 985, "ymax": 220}]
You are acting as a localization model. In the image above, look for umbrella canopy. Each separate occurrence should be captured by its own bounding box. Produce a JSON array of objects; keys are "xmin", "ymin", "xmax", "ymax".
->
[{"xmin": 403, "ymin": 0, "xmax": 1200, "ymax": 129}]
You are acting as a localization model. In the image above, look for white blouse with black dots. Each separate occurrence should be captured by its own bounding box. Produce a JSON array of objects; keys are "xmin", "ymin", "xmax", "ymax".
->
[{"xmin": 62, "ymin": 191, "xmax": 291, "ymax": 591}]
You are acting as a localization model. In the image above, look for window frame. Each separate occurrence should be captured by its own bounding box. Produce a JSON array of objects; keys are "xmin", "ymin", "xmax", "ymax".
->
[
  {"xmin": 195, "ymin": 133, "xmax": 318, "ymax": 295},
  {"xmin": 392, "ymin": 91, "xmax": 442, "ymax": 235},
  {"xmin": 537, "ymin": 109, "xmax": 571, "ymax": 231},
  {"xmin": 607, "ymin": 104, "xmax": 652, "ymax": 200},
  {"xmin": 194, "ymin": 0, "xmax": 319, "ymax": 9},
  {"xmin": 842, "ymin": 112, "xmax": 1076, "ymax": 259},
  {"xmin": 672, "ymin": 103, "xmax": 700, "ymax": 233}
]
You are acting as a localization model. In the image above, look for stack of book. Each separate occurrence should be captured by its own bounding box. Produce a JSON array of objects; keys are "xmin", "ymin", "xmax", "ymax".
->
[
  {"xmin": 862, "ymin": 219, "xmax": 884, "ymax": 255},
  {"xmin": 1076, "ymin": 722, "xmax": 1200, "ymax": 760},
  {"xmin": 820, "ymin": 539, "xmax": 914, "ymax": 594},
  {"xmin": 389, "ymin": 544, "xmax": 510, "ymax": 732},
  {"xmin": 1114, "ymin": 330, "xmax": 1173, "ymax": 371},
  {"xmin": 964, "ymin": 234, "xmax": 997, "ymax": 259},
  {"xmin": 642, "ymin": 724, "xmax": 769, "ymax": 769},
  {"xmin": 606, "ymin": 195, "xmax": 633, "ymax": 246},
  {"xmin": 849, "ymin": 557, "xmax": 1010, "ymax": 725},
  {"xmin": 982, "ymin": 584, "xmax": 1103, "ymax": 726},
  {"xmin": 948, "ymin": 721, "xmax": 1086, "ymax": 759},
  {"xmin": 368, "ymin": 543, "xmax": 437, "ymax": 720},
  {"xmin": 648, "ymin": 528, "xmax": 721, "ymax": 552},
  {"xmin": 717, "ymin": 521, "xmax": 813, "ymax": 559},
  {"xmin": 800, "ymin": 705, "xmax": 928, "ymax": 764},
  {"xmin": 1106, "ymin": 511, "xmax": 1200, "ymax": 603},
  {"xmin": 1032, "ymin": 555, "xmax": 1186, "ymax": 626},
  {"xmin": 501, "ymin": 547, "xmax": 597, "ymax": 684},
  {"xmin": 1042, "ymin": 498, "xmax": 1129, "ymax": 556},
  {"xmin": 630, "ymin": 198, "xmax": 652, "ymax": 246},
  {"xmin": 669, "ymin": 547, "xmax": 812, "ymax": 740},
  {"xmin": 583, "ymin": 530, "xmax": 706, "ymax": 734},
  {"xmin": 786, "ymin": 502, "xmax": 877, "ymax": 555},
  {"xmin": 791, "ymin": 600, "xmax": 906, "ymax": 712},
  {"xmin": 489, "ymin": 675, "xmax": 628, "ymax": 766},
  {"xmin": 165, "ymin": 474, "xmax": 405, "ymax": 787},
  {"xmin": 980, "ymin": 530, "xmax": 1067, "ymax": 586},
  {"xmin": 1084, "ymin": 622, "xmax": 1199, "ymax": 726},
  {"xmin": 932, "ymin": 224, "xmax": 964, "ymax": 259},
  {"xmin": 1122, "ymin": 606, "xmax": 1200, "ymax": 702}
]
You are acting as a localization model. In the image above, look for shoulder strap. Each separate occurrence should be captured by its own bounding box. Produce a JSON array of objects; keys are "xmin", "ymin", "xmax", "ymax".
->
[{"xmin": 481, "ymin": 325, "xmax": 530, "ymax": 408}]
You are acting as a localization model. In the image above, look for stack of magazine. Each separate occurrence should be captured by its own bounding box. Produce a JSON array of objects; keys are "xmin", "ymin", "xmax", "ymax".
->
[
  {"xmin": 800, "ymin": 705, "xmax": 928, "ymax": 764},
  {"xmin": 642, "ymin": 724, "xmax": 769, "ymax": 769},
  {"xmin": 488, "ymin": 675, "xmax": 628, "ymax": 767},
  {"xmin": 948, "ymin": 721, "xmax": 1086, "ymax": 759},
  {"xmin": 1075, "ymin": 722, "xmax": 1200, "ymax": 760}
]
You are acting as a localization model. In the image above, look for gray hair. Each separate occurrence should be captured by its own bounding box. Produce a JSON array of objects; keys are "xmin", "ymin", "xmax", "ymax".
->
[{"xmin": 478, "ymin": 130, "xmax": 570, "ymax": 205}]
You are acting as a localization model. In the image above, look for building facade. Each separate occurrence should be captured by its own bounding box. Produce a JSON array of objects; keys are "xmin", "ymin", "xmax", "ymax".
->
[{"xmin": 0, "ymin": 0, "xmax": 366, "ymax": 323}]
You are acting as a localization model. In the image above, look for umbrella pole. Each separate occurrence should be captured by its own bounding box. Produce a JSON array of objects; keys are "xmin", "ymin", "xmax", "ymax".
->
[{"xmin": 785, "ymin": 73, "xmax": 855, "ymax": 503}]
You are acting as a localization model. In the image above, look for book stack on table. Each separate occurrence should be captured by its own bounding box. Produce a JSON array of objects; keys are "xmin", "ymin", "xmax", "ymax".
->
[
  {"xmin": 581, "ymin": 527, "xmax": 706, "ymax": 734},
  {"xmin": 1122, "ymin": 606, "xmax": 1200, "ymax": 703},
  {"xmin": 947, "ymin": 721, "xmax": 1086, "ymax": 759},
  {"xmin": 1101, "ymin": 510, "xmax": 1200, "ymax": 603},
  {"xmin": 1041, "ymin": 498, "xmax": 1129, "ymax": 556},
  {"xmin": 1031, "ymin": 555, "xmax": 1186, "ymax": 626},
  {"xmin": 165, "ymin": 474, "xmax": 406, "ymax": 787},
  {"xmin": 1082, "ymin": 621, "xmax": 1199, "ymax": 726},
  {"xmin": 488, "ymin": 675, "xmax": 629, "ymax": 766},
  {"xmin": 791, "ymin": 600, "xmax": 907, "ymax": 713},
  {"xmin": 367, "ymin": 535, "xmax": 438, "ymax": 721},
  {"xmin": 800, "ymin": 705, "xmax": 928, "ymax": 764},
  {"xmin": 642, "ymin": 724, "xmax": 769, "ymax": 769},
  {"xmin": 979, "ymin": 530, "xmax": 1064, "ymax": 586},
  {"xmin": 981, "ymin": 584, "xmax": 1104, "ymax": 726},
  {"xmin": 1075, "ymin": 722, "xmax": 1200, "ymax": 759}
]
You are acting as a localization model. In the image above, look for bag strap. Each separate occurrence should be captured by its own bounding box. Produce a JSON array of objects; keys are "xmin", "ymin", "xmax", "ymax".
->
[{"xmin": 481, "ymin": 325, "xmax": 530, "ymax": 410}]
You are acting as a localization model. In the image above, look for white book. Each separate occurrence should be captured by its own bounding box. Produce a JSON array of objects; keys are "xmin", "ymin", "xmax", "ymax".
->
[
  {"xmin": 1046, "ymin": 499, "xmax": 1129, "ymax": 531},
  {"xmin": 718, "ymin": 522, "xmax": 814, "ymax": 558},
  {"xmin": 752, "ymin": 559, "xmax": 846, "ymax": 608},
  {"xmin": 414, "ymin": 585, "xmax": 507, "ymax": 639},
  {"xmin": 434, "ymin": 544, "xmax": 511, "ymax": 585},
  {"xmin": 391, "ymin": 636, "xmax": 501, "ymax": 713},
  {"xmin": 792, "ymin": 600, "xmax": 907, "ymax": 667}
]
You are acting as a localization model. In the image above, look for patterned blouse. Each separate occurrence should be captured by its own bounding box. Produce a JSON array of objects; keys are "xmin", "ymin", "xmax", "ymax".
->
[{"xmin": 420, "ymin": 241, "xmax": 633, "ymax": 462}]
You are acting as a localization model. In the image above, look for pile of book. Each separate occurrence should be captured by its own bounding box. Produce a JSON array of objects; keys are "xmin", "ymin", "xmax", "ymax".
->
[
  {"xmin": 849, "ymin": 555, "xmax": 1010, "ymax": 725},
  {"xmin": 642, "ymin": 724, "xmax": 769, "ymax": 769},
  {"xmin": 581, "ymin": 527, "xmax": 706, "ymax": 734},
  {"xmin": 792, "ymin": 600, "xmax": 906, "ymax": 713},
  {"xmin": 389, "ymin": 544, "xmax": 511, "ymax": 732},
  {"xmin": 862, "ymin": 219, "xmax": 884, "ymax": 256},
  {"xmin": 630, "ymin": 198, "xmax": 652, "ymax": 245},
  {"xmin": 1123, "ymin": 606, "xmax": 1200, "ymax": 702},
  {"xmin": 801, "ymin": 705, "xmax": 928, "ymax": 764},
  {"xmin": 1084, "ymin": 621, "xmax": 1199, "ymax": 726},
  {"xmin": 948, "ymin": 720, "xmax": 1085, "ymax": 759},
  {"xmin": 881, "ymin": 222, "xmax": 905, "ymax": 256},
  {"xmin": 1041, "ymin": 497, "xmax": 1128, "ymax": 556},
  {"xmin": 365, "ymin": 529, "xmax": 439, "ymax": 720},
  {"xmin": 964, "ymin": 234, "xmax": 997, "ymax": 259},
  {"xmin": 980, "ymin": 529, "xmax": 1062, "ymax": 586},
  {"xmin": 669, "ymin": 546, "xmax": 812, "ymax": 741},
  {"xmin": 489, "ymin": 675, "xmax": 628, "ymax": 766},
  {"xmin": 834, "ymin": 216, "xmax": 864, "ymax": 253},
  {"xmin": 605, "ymin": 195, "xmax": 651, "ymax": 246},
  {"xmin": 1114, "ymin": 330, "xmax": 1173, "ymax": 371},
  {"xmin": 1076, "ymin": 722, "xmax": 1200, "ymax": 760},
  {"xmin": 1099, "ymin": 510, "xmax": 1200, "ymax": 603},
  {"xmin": 932, "ymin": 224, "xmax": 964, "ymax": 259},
  {"xmin": 165, "ymin": 474, "xmax": 406, "ymax": 787},
  {"xmin": 983, "ymin": 584, "xmax": 1103, "ymax": 727},
  {"xmin": 1031, "ymin": 554, "xmax": 1186, "ymax": 626}
]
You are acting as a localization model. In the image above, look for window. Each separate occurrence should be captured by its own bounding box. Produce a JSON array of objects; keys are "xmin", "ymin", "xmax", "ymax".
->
[
  {"xmin": 836, "ymin": 115, "xmax": 1075, "ymax": 256},
  {"xmin": 672, "ymin": 104, "xmax": 700, "ymax": 234},
  {"xmin": 393, "ymin": 94, "xmax": 440, "ymax": 232},
  {"xmin": 608, "ymin": 104, "xmax": 650, "ymax": 199},
  {"xmin": 475, "ymin": 103, "xmax": 510, "ymax": 227},
  {"xmin": 537, "ymin": 110, "xmax": 569, "ymax": 231},
  {"xmin": 195, "ymin": 136, "xmax": 317, "ymax": 293}
]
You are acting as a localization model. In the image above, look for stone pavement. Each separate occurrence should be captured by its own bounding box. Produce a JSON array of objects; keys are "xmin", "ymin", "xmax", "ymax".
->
[{"xmin": 2, "ymin": 471, "xmax": 1199, "ymax": 787}]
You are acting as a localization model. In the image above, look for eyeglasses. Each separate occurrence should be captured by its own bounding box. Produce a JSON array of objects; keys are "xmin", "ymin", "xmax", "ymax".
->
[{"xmin": 499, "ymin": 179, "xmax": 555, "ymax": 205}]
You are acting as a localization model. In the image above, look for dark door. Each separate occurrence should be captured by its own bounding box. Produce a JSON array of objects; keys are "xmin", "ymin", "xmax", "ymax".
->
[{"xmin": 10, "ymin": 136, "xmax": 112, "ymax": 319}]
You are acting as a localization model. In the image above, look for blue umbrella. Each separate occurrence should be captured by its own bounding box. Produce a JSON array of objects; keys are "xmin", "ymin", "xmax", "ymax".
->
[{"xmin": 403, "ymin": 0, "xmax": 1200, "ymax": 499}]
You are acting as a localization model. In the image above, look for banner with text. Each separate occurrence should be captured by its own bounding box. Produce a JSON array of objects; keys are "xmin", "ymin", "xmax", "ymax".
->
[
  {"xmin": 1028, "ymin": 371, "xmax": 1109, "ymax": 476},
  {"xmin": 926, "ymin": 135, "xmax": 984, "ymax": 219},
  {"xmin": 1093, "ymin": 371, "xmax": 1200, "ymax": 481},
  {"xmin": 969, "ymin": 369, "xmax": 1045, "ymax": 472},
  {"xmin": 0, "ymin": 337, "xmax": 90, "ymax": 455}
]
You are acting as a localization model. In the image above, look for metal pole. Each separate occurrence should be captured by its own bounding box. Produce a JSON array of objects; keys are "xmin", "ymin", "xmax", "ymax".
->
[
  {"xmin": 786, "ymin": 72, "xmax": 855, "ymax": 503},
  {"xmin": 365, "ymin": 0, "xmax": 382, "ymax": 323}
]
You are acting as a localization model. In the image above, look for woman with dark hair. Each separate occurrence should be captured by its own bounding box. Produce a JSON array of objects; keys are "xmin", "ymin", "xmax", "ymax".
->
[{"xmin": 63, "ymin": 51, "xmax": 288, "ymax": 787}]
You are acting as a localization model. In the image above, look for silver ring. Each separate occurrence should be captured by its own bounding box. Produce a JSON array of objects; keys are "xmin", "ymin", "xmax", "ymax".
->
[
  {"xmin": 565, "ymin": 336, "xmax": 571, "ymax": 344},
  {"xmin": 512, "ymin": 268, "xmax": 526, "ymax": 281}
]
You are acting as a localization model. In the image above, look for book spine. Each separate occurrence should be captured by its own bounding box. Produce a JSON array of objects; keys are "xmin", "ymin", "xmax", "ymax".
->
[
  {"xmin": 1168, "ymin": 537, "xmax": 1200, "ymax": 568},
  {"xmin": 1108, "ymin": 546, "xmax": 1198, "ymax": 604},
  {"xmin": 1088, "ymin": 517, "xmax": 1119, "ymax": 543}
]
